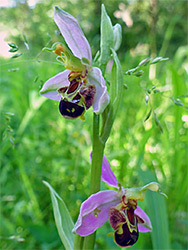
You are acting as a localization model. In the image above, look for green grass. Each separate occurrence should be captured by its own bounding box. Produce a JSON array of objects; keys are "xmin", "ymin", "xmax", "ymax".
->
[{"xmin": 0, "ymin": 44, "xmax": 188, "ymax": 250}]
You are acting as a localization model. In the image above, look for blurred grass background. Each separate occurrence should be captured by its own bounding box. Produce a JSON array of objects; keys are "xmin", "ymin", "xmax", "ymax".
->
[{"xmin": 0, "ymin": 0, "xmax": 188, "ymax": 249}]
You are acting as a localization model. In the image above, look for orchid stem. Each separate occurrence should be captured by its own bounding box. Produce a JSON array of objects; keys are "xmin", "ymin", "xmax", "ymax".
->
[
  {"xmin": 82, "ymin": 113, "xmax": 105, "ymax": 249},
  {"xmin": 74, "ymin": 234, "xmax": 84, "ymax": 250},
  {"xmin": 90, "ymin": 114, "xmax": 105, "ymax": 193}
]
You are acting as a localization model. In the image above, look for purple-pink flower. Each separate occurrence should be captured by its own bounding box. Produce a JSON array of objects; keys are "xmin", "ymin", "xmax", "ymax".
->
[
  {"xmin": 40, "ymin": 7, "xmax": 109, "ymax": 120},
  {"xmin": 73, "ymin": 153, "xmax": 166, "ymax": 247}
]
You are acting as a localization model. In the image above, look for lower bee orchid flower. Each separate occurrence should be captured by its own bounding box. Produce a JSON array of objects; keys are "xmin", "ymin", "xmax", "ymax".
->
[{"xmin": 72, "ymin": 154, "xmax": 166, "ymax": 247}]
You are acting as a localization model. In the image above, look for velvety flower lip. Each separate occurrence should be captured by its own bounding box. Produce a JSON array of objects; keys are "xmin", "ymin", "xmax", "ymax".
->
[
  {"xmin": 54, "ymin": 6, "xmax": 92, "ymax": 63},
  {"xmin": 40, "ymin": 7, "xmax": 110, "ymax": 118},
  {"xmin": 73, "ymin": 153, "xmax": 162, "ymax": 241}
]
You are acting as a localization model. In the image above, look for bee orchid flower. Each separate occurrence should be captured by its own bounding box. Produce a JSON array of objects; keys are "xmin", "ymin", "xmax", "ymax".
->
[
  {"xmin": 72, "ymin": 153, "xmax": 166, "ymax": 247},
  {"xmin": 40, "ymin": 7, "xmax": 110, "ymax": 120}
]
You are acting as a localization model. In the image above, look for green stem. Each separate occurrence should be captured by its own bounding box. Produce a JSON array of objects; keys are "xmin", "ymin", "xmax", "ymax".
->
[
  {"xmin": 82, "ymin": 114, "xmax": 105, "ymax": 249},
  {"xmin": 74, "ymin": 234, "xmax": 84, "ymax": 250},
  {"xmin": 90, "ymin": 114, "xmax": 105, "ymax": 193}
]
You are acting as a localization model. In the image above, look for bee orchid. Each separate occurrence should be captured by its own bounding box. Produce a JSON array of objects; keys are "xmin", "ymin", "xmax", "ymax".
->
[
  {"xmin": 73, "ymin": 153, "xmax": 166, "ymax": 247},
  {"xmin": 40, "ymin": 7, "xmax": 109, "ymax": 120}
]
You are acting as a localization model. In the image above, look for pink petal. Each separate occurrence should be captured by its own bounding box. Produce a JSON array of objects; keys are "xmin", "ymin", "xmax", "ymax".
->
[
  {"xmin": 40, "ymin": 70, "xmax": 70, "ymax": 101},
  {"xmin": 72, "ymin": 190, "xmax": 120, "ymax": 236},
  {"xmin": 101, "ymin": 155, "xmax": 118, "ymax": 188},
  {"xmin": 54, "ymin": 6, "xmax": 92, "ymax": 63},
  {"xmin": 135, "ymin": 206, "xmax": 152, "ymax": 233},
  {"xmin": 90, "ymin": 152, "xmax": 118, "ymax": 188},
  {"xmin": 88, "ymin": 67, "xmax": 110, "ymax": 114}
]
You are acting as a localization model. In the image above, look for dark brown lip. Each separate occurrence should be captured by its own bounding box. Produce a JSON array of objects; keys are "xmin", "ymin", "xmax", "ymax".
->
[{"xmin": 59, "ymin": 99, "xmax": 85, "ymax": 119}]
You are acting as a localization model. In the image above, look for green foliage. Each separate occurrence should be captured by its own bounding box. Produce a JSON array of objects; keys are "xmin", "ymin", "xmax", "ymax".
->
[
  {"xmin": 101, "ymin": 48, "xmax": 123, "ymax": 144},
  {"xmin": 99, "ymin": 4, "xmax": 114, "ymax": 69},
  {"xmin": 43, "ymin": 181, "xmax": 74, "ymax": 250},
  {"xmin": 0, "ymin": 1, "xmax": 188, "ymax": 250}
]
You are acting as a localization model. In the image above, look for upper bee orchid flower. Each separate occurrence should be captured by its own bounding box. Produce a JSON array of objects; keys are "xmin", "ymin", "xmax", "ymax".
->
[
  {"xmin": 73, "ymin": 154, "xmax": 167, "ymax": 247},
  {"xmin": 40, "ymin": 7, "xmax": 110, "ymax": 120}
]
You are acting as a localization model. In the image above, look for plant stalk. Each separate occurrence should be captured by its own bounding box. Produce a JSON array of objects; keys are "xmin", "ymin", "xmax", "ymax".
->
[
  {"xmin": 74, "ymin": 234, "xmax": 84, "ymax": 250},
  {"xmin": 82, "ymin": 114, "xmax": 105, "ymax": 249}
]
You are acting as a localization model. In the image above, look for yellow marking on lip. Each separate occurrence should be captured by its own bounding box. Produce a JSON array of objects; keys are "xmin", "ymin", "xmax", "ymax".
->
[{"xmin": 79, "ymin": 113, "xmax": 85, "ymax": 121}]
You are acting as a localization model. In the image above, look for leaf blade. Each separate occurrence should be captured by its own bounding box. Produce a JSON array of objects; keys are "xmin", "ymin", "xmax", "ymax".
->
[
  {"xmin": 99, "ymin": 4, "xmax": 114, "ymax": 68},
  {"xmin": 139, "ymin": 170, "xmax": 170, "ymax": 250},
  {"xmin": 43, "ymin": 181, "xmax": 74, "ymax": 250}
]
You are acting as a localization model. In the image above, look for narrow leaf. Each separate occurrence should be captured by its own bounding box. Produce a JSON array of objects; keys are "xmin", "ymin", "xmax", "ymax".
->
[
  {"xmin": 101, "ymin": 48, "xmax": 123, "ymax": 143},
  {"xmin": 93, "ymin": 50, "xmax": 100, "ymax": 62},
  {"xmin": 9, "ymin": 48, "xmax": 19, "ymax": 53},
  {"xmin": 113, "ymin": 23, "xmax": 122, "ymax": 51},
  {"xmin": 110, "ymin": 48, "xmax": 123, "ymax": 115},
  {"xmin": 139, "ymin": 170, "xmax": 170, "ymax": 250},
  {"xmin": 144, "ymin": 109, "xmax": 152, "ymax": 122},
  {"xmin": 100, "ymin": 4, "xmax": 114, "ymax": 68},
  {"xmin": 33, "ymin": 75, "xmax": 39, "ymax": 83},
  {"xmin": 11, "ymin": 53, "xmax": 22, "ymax": 59},
  {"xmin": 23, "ymin": 33, "xmax": 30, "ymax": 50},
  {"xmin": 153, "ymin": 111, "xmax": 163, "ymax": 133},
  {"xmin": 8, "ymin": 42, "xmax": 18, "ymax": 49},
  {"xmin": 43, "ymin": 181, "xmax": 74, "ymax": 250}
]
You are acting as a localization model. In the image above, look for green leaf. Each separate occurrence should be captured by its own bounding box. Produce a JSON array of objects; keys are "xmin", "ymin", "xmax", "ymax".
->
[
  {"xmin": 9, "ymin": 47, "xmax": 19, "ymax": 53},
  {"xmin": 139, "ymin": 170, "xmax": 170, "ymax": 250},
  {"xmin": 101, "ymin": 48, "xmax": 123, "ymax": 143},
  {"xmin": 153, "ymin": 111, "xmax": 163, "ymax": 133},
  {"xmin": 144, "ymin": 108, "xmax": 152, "ymax": 122},
  {"xmin": 110, "ymin": 48, "xmax": 123, "ymax": 110},
  {"xmin": 113, "ymin": 23, "xmax": 122, "ymax": 51},
  {"xmin": 43, "ymin": 181, "xmax": 74, "ymax": 250},
  {"xmin": 8, "ymin": 42, "xmax": 18, "ymax": 49},
  {"xmin": 99, "ymin": 4, "xmax": 114, "ymax": 69},
  {"xmin": 93, "ymin": 50, "xmax": 100, "ymax": 62},
  {"xmin": 11, "ymin": 53, "xmax": 22, "ymax": 58}
]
